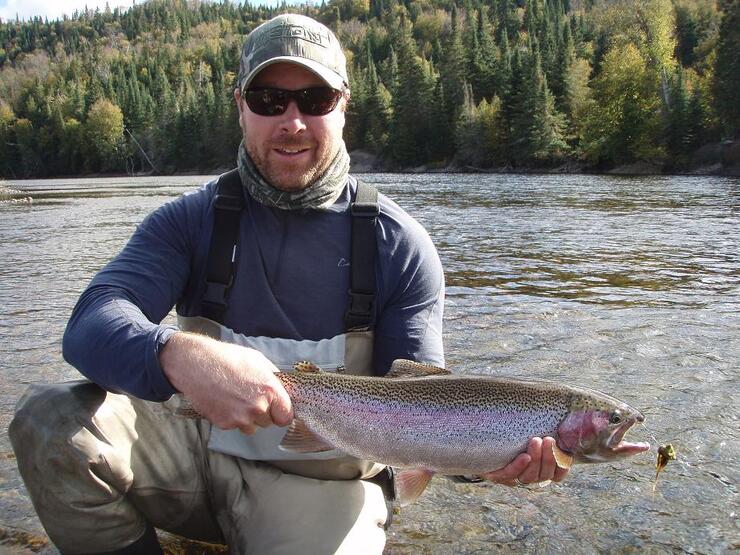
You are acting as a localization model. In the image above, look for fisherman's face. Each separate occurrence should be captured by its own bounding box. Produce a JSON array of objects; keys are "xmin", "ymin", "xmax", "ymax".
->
[{"xmin": 235, "ymin": 62, "xmax": 347, "ymax": 192}]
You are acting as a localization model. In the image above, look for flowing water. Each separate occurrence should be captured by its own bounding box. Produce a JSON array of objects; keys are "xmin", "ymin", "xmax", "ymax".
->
[{"xmin": 0, "ymin": 173, "xmax": 738, "ymax": 553}]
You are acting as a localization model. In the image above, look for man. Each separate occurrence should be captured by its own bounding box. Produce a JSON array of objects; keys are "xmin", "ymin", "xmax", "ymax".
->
[{"xmin": 9, "ymin": 14, "xmax": 567, "ymax": 554}]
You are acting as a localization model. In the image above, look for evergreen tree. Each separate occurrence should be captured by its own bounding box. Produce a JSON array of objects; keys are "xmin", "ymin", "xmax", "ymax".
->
[
  {"xmin": 713, "ymin": 0, "xmax": 740, "ymax": 138},
  {"xmin": 388, "ymin": 12, "xmax": 437, "ymax": 167},
  {"xmin": 364, "ymin": 59, "xmax": 393, "ymax": 155},
  {"xmin": 517, "ymin": 50, "xmax": 568, "ymax": 163},
  {"xmin": 455, "ymin": 84, "xmax": 507, "ymax": 168},
  {"xmin": 674, "ymin": 4, "xmax": 699, "ymax": 67},
  {"xmin": 665, "ymin": 69, "xmax": 699, "ymax": 168},
  {"xmin": 505, "ymin": 48, "xmax": 529, "ymax": 164},
  {"xmin": 346, "ymin": 61, "xmax": 370, "ymax": 152},
  {"xmin": 530, "ymin": 72, "xmax": 568, "ymax": 162},
  {"xmin": 497, "ymin": 0, "xmax": 520, "ymax": 43},
  {"xmin": 455, "ymin": 82, "xmax": 483, "ymax": 167},
  {"xmin": 14, "ymin": 118, "xmax": 43, "ymax": 177},
  {"xmin": 468, "ymin": 7, "xmax": 498, "ymax": 102},
  {"xmin": 380, "ymin": 46, "xmax": 399, "ymax": 99},
  {"xmin": 439, "ymin": 5, "xmax": 467, "ymax": 154},
  {"xmin": 551, "ymin": 19, "xmax": 574, "ymax": 111}
]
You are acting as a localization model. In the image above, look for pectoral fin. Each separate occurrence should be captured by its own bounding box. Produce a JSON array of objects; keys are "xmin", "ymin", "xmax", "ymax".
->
[
  {"xmin": 279, "ymin": 419, "xmax": 335, "ymax": 453},
  {"xmin": 395, "ymin": 468, "xmax": 435, "ymax": 505},
  {"xmin": 552, "ymin": 443, "xmax": 574, "ymax": 470}
]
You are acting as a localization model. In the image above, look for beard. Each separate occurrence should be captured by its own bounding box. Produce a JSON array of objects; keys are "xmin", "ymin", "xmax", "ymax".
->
[{"xmin": 245, "ymin": 135, "xmax": 337, "ymax": 192}]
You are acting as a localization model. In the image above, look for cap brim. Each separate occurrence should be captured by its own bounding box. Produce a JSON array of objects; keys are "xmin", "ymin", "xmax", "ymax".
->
[{"xmin": 241, "ymin": 56, "xmax": 346, "ymax": 91}]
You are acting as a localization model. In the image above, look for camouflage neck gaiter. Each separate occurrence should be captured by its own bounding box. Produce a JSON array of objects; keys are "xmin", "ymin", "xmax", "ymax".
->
[{"xmin": 237, "ymin": 140, "xmax": 350, "ymax": 211}]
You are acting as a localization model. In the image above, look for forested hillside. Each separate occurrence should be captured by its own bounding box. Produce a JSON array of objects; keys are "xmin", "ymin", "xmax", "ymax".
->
[{"xmin": 0, "ymin": 0, "xmax": 737, "ymax": 177}]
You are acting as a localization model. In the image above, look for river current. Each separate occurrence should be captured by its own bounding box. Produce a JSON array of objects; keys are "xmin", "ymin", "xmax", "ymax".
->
[{"xmin": 0, "ymin": 173, "xmax": 738, "ymax": 553}]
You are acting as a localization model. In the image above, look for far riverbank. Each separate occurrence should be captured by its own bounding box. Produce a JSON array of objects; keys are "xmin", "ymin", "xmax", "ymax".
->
[
  {"xmin": 2, "ymin": 140, "xmax": 739, "ymax": 181},
  {"xmin": 348, "ymin": 139, "xmax": 740, "ymax": 177}
]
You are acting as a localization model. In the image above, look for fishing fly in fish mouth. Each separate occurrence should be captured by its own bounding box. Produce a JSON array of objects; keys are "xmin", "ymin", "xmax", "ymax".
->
[{"xmin": 178, "ymin": 359, "xmax": 651, "ymax": 505}]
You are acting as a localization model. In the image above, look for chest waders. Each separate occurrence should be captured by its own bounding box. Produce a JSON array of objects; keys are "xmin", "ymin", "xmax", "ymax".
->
[{"xmin": 178, "ymin": 169, "xmax": 386, "ymax": 482}]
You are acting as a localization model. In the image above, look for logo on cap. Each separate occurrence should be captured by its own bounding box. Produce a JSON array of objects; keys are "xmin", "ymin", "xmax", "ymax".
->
[{"xmin": 250, "ymin": 23, "xmax": 331, "ymax": 56}]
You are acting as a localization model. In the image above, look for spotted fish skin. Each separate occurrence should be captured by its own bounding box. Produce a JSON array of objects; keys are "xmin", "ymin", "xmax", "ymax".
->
[{"xmin": 276, "ymin": 363, "xmax": 649, "ymax": 476}]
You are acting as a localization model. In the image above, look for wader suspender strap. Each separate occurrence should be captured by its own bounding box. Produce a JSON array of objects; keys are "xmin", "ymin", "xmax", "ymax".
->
[
  {"xmin": 201, "ymin": 169, "xmax": 244, "ymax": 322},
  {"xmin": 201, "ymin": 174, "xmax": 378, "ymax": 329},
  {"xmin": 345, "ymin": 180, "xmax": 379, "ymax": 331}
]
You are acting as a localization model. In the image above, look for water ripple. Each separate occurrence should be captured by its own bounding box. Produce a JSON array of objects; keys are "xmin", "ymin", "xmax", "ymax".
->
[{"xmin": 1, "ymin": 173, "xmax": 738, "ymax": 553}]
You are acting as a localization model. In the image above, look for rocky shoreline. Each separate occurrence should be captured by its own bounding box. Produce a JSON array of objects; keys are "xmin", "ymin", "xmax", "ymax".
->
[{"xmin": 349, "ymin": 139, "xmax": 740, "ymax": 177}]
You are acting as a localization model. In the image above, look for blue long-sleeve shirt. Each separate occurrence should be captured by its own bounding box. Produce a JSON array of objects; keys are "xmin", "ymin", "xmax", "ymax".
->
[{"xmin": 63, "ymin": 175, "xmax": 445, "ymax": 401}]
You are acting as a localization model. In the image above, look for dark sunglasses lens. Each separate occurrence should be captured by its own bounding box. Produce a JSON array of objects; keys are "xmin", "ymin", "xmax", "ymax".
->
[
  {"xmin": 298, "ymin": 88, "xmax": 342, "ymax": 115},
  {"xmin": 246, "ymin": 87, "xmax": 342, "ymax": 116},
  {"xmin": 245, "ymin": 89, "xmax": 289, "ymax": 116}
]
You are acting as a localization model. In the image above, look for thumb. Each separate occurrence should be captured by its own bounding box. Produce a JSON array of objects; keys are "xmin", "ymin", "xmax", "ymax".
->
[{"xmin": 270, "ymin": 383, "xmax": 293, "ymax": 426}]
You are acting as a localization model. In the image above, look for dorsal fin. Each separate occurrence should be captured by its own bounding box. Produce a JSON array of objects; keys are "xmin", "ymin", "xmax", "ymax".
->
[
  {"xmin": 386, "ymin": 359, "xmax": 451, "ymax": 379},
  {"xmin": 293, "ymin": 361, "xmax": 322, "ymax": 373}
]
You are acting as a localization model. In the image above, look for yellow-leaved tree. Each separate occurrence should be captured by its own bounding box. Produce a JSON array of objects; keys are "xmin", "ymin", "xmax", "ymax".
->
[
  {"xmin": 582, "ymin": 43, "xmax": 664, "ymax": 166},
  {"xmin": 83, "ymin": 99, "xmax": 124, "ymax": 172}
]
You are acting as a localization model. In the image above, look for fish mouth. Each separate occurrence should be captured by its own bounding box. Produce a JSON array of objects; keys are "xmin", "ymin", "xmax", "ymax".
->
[{"xmin": 606, "ymin": 416, "xmax": 651, "ymax": 456}]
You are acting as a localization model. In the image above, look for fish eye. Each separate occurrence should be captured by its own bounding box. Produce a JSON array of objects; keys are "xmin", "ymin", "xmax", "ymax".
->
[{"xmin": 609, "ymin": 411, "xmax": 623, "ymax": 425}]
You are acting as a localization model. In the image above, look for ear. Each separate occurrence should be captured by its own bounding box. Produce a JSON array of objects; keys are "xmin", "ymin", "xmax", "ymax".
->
[
  {"xmin": 341, "ymin": 89, "xmax": 351, "ymax": 112},
  {"xmin": 234, "ymin": 88, "xmax": 246, "ymax": 129}
]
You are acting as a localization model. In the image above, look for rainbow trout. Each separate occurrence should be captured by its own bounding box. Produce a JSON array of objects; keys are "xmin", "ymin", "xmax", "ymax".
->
[{"xmin": 274, "ymin": 360, "xmax": 650, "ymax": 503}]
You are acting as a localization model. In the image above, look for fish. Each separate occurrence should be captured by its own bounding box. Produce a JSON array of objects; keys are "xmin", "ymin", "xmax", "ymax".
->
[{"xmin": 273, "ymin": 360, "xmax": 651, "ymax": 504}]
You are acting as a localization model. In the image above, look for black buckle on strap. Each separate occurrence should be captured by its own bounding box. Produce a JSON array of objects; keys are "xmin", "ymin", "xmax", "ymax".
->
[
  {"xmin": 346, "ymin": 290, "xmax": 374, "ymax": 315},
  {"xmin": 351, "ymin": 201, "xmax": 380, "ymax": 217},
  {"xmin": 202, "ymin": 281, "xmax": 231, "ymax": 306}
]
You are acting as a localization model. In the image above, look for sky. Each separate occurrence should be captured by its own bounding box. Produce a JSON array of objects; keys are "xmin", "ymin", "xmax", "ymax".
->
[
  {"xmin": 0, "ymin": 0, "xmax": 140, "ymax": 22},
  {"xmin": 0, "ymin": 0, "xmax": 290, "ymax": 22}
]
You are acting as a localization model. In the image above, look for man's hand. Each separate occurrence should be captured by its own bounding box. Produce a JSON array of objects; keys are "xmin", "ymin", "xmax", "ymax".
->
[
  {"xmin": 159, "ymin": 332, "xmax": 293, "ymax": 434},
  {"xmin": 480, "ymin": 437, "xmax": 570, "ymax": 487}
]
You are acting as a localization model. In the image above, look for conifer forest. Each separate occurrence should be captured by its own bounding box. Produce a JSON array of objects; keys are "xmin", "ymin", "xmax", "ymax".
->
[{"xmin": 0, "ymin": 0, "xmax": 738, "ymax": 177}]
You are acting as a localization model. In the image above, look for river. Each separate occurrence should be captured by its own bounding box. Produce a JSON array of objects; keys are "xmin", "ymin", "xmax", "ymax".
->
[{"xmin": 0, "ymin": 173, "xmax": 738, "ymax": 553}]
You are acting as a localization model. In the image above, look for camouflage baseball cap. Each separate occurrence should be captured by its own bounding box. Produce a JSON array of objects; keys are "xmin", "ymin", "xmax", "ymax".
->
[{"xmin": 237, "ymin": 14, "xmax": 348, "ymax": 92}]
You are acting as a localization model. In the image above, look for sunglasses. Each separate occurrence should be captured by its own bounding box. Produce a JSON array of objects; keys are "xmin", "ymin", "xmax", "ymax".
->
[{"xmin": 244, "ymin": 86, "xmax": 344, "ymax": 116}]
